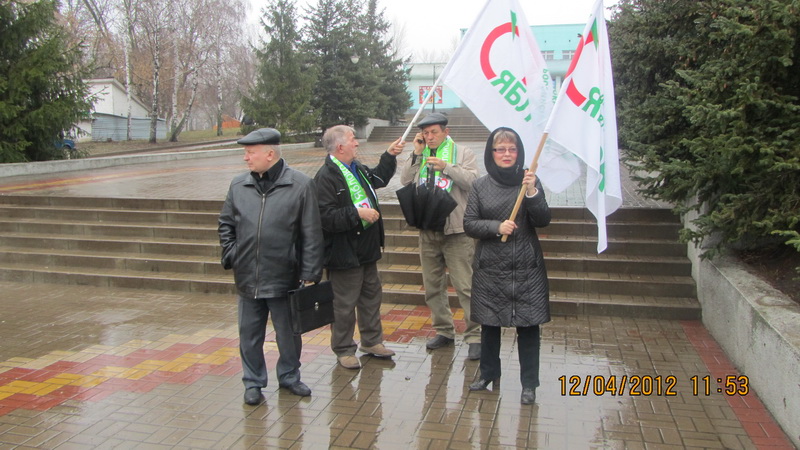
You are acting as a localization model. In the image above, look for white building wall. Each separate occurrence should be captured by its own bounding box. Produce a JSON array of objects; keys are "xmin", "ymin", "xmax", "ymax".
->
[{"xmin": 86, "ymin": 79, "xmax": 150, "ymax": 118}]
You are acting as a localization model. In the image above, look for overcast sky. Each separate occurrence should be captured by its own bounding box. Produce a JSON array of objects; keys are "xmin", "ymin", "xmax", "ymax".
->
[{"xmin": 247, "ymin": 0, "xmax": 619, "ymax": 61}]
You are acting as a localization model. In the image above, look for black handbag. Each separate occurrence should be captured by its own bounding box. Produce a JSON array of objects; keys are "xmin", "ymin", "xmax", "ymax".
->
[{"xmin": 288, "ymin": 281, "xmax": 335, "ymax": 335}]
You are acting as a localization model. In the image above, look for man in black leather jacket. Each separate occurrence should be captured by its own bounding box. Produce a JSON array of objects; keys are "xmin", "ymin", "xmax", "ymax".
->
[
  {"xmin": 218, "ymin": 127, "xmax": 323, "ymax": 405},
  {"xmin": 314, "ymin": 125, "xmax": 404, "ymax": 370}
]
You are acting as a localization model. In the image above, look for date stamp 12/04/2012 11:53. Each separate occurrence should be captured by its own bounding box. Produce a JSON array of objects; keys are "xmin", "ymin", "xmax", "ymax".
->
[{"xmin": 558, "ymin": 374, "xmax": 750, "ymax": 397}]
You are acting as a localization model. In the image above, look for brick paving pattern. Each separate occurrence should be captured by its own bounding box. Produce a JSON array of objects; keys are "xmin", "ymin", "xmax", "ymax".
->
[{"xmin": 0, "ymin": 281, "xmax": 793, "ymax": 449}]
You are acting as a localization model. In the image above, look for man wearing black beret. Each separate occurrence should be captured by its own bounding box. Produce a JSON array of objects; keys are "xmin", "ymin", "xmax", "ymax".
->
[
  {"xmin": 400, "ymin": 113, "xmax": 481, "ymax": 360},
  {"xmin": 218, "ymin": 127, "xmax": 324, "ymax": 405}
]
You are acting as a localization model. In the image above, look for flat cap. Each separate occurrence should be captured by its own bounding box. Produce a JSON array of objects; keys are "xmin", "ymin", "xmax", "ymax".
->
[
  {"xmin": 237, "ymin": 127, "xmax": 281, "ymax": 145},
  {"xmin": 417, "ymin": 112, "xmax": 448, "ymax": 128}
]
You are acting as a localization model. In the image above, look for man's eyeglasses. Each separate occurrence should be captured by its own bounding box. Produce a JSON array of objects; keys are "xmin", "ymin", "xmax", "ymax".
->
[{"xmin": 493, "ymin": 147, "xmax": 518, "ymax": 154}]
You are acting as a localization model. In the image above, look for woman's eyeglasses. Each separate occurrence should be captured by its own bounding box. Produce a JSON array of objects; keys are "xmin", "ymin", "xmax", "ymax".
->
[{"xmin": 492, "ymin": 147, "xmax": 518, "ymax": 154}]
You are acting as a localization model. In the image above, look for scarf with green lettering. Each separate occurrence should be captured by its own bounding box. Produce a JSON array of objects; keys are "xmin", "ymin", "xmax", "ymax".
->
[
  {"xmin": 330, "ymin": 155, "xmax": 377, "ymax": 229},
  {"xmin": 418, "ymin": 136, "xmax": 456, "ymax": 192}
]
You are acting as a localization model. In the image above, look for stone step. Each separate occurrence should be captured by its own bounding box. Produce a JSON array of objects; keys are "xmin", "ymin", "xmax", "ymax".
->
[
  {"xmin": 0, "ymin": 248, "xmax": 228, "ymax": 276},
  {"xmin": 0, "ymin": 262, "xmax": 699, "ymax": 320},
  {"xmin": 0, "ymin": 233, "xmax": 221, "ymax": 257},
  {"xmin": 383, "ymin": 216, "xmax": 681, "ymax": 240},
  {"xmin": 383, "ymin": 231, "xmax": 687, "ymax": 257},
  {"xmin": 0, "ymin": 243, "xmax": 691, "ymax": 282},
  {"xmin": 0, "ymin": 225, "xmax": 687, "ymax": 261},
  {"xmin": 381, "ymin": 287, "xmax": 699, "ymax": 320},
  {"xmin": 540, "ymin": 236, "xmax": 688, "ymax": 258},
  {"xmin": 2, "ymin": 251, "xmax": 695, "ymax": 300},
  {"xmin": 0, "ymin": 195, "xmax": 681, "ymax": 225},
  {"xmin": 0, "ymin": 220, "xmax": 215, "ymax": 241},
  {"xmin": 0, "ymin": 205, "xmax": 218, "ymax": 225},
  {"xmin": 0, "ymin": 205, "xmax": 682, "ymax": 241},
  {"xmin": 381, "ymin": 248, "xmax": 691, "ymax": 277},
  {"xmin": 0, "ymin": 216, "xmax": 682, "ymax": 248},
  {"xmin": 0, "ymin": 195, "xmax": 222, "ymax": 212},
  {"xmin": 377, "ymin": 264, "xmax": 695, "ymax": 298},
  {"xmin": 539, "ymin": 253, "xmax": 691, "ymax": 277}
]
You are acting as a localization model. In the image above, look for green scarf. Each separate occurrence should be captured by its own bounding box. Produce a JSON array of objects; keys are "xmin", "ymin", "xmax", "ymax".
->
[
  {"xmin": 330, "ymin": 155, "xmax": 377, "ymax": 229},
  {"xmin": 418, "ymin": 136, "xmax": 457, "ymax": 192}
]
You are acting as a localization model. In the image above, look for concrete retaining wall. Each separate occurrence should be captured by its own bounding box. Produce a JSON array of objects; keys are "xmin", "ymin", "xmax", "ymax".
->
[
  {"xmin": 686, "ymin": 211, "xmax": 800, "ymax": 447},
  {"xmin": 356, "ymin": 118, "xmax": 391, "ymax": 140},
  {"xmin": 0, "ymin": 143, "xmax": 315, "ymax": 178}
]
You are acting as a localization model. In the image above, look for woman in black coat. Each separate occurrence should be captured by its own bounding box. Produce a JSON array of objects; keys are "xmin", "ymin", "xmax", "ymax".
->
[{"xmin": 463, "ymin": 127, "xmax": 551, "ymax": 405}]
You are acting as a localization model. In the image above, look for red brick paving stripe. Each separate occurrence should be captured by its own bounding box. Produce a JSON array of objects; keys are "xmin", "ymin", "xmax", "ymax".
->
[
  {"xmin": 46, "ymin": 385, "xmax": 83, "ymax": 400},
  {"xmin": 0, "ymin": 368, "xmax": 35, "ymax": 382},
  {"xmin": 0, "ymin": 345, "xmax": 243, "ymax": 416},
  {"xmin": 41, "ymin": 361, "xmax": 81, "ymax": 372},
  {"xmin": 13, "ymin": 369, "xmax": 60, "ymax": 383},
  {"xmin": 681, "ymin": 321, "xmax": 795, "ymax": 449}
]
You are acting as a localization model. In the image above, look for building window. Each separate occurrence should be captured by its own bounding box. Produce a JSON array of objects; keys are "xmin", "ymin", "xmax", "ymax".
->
[
  {"xmin": 542, "ymin": 50, "xmax": 554, "ymax": 61},
  {"xmin": 562, "ymin": 50, "xmax": 576, "ymax": 60}
]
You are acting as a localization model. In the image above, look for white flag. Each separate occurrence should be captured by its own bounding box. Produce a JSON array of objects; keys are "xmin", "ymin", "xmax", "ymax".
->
[
  {"xmin": 439, "ymin": 0, "xmax": 581, "ymax": 193},
  {"xmin": 544, "ymin": 0, "xmax": 622, "ymax": 253}
]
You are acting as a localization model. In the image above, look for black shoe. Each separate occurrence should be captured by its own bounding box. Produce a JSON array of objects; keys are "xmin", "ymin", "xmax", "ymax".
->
[
  {"xmin": 244, "ymin": 387, "xmax": 262, "ymax": 405},
  {"xmin": 521, "ymin": 387, "xmax": 536, "ymax": 404},
  {"xmin": 282, "ymin": 381, "xmax": 311, "ymax": 397},
  {"xmin": 467, "ymin": 343, "xmax": 481, "ymax": 360},
  {"xmin": 426, "ymin": 335, "xmax": 454, "ymax": 350},
  {"xmin": 469, "ymin": 378, "xmax": 498, "ymax": 391}
]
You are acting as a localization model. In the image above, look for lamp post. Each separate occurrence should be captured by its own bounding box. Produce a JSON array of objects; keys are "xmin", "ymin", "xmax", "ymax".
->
[{"xmin": 431, "ymin": 64, "xmax": 437, "ymax": 112}]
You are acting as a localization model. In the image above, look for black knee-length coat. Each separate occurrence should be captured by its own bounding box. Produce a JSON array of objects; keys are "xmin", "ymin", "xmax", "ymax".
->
[{"xmin": 463, "ymin": 133, "xmax": 552, "ymax": 327}]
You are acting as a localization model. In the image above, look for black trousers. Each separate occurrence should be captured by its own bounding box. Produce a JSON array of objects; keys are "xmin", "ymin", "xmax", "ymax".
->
[{"xmin": 479, "ymin": 325, "xmax": 541, "ymax": 389}]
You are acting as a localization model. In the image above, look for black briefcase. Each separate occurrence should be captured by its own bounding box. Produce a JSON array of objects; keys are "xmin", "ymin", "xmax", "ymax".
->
[{"xmin": 288, "ymin": 281, "xmax": 335, "ymax": 335}]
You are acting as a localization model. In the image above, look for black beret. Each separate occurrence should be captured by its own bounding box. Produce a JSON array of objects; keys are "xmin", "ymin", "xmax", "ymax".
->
[
  {"xmin": 237, "ymin": 128, "xmax": 281, "ymax": 145},
  {"xmin": 417, "ymin": 112, "xmax": 448, "ymax": 128}
]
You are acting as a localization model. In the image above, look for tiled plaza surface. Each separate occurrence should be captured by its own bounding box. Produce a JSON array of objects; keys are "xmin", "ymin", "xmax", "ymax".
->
[
  {"xmin": 0, "ymin": 139, "xmax": 794, "ymax": 448},
  {"xmin": 0, "ymin": 281, "xmax": 793, "ymax": 449}
]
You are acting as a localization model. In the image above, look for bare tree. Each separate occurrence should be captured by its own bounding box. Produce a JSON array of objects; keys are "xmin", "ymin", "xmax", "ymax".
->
[
  {"xmin": 168, "ymin": 0, "xmax": 207, "ymax": 141},
  {"xmin": 119, "ymin": 0, "xmax": 137, "ymax": 140},
  {"xmin": 59, "ymin": 0, "xmax": 120, "ymax": 76},
  {"xmin": 203, "ymin": 0, "xmax": 248, "ymax": 136},
  {"xmin": 79, "ymin": 0, "xmax": 113, "ymax": 39},
  {"xmin": 135, "ymin": 0, "xmax": 171, "ymax": 143},
  {"xmin": 59, "ymin": 0, "xmax": 253, "ymax": 142}
]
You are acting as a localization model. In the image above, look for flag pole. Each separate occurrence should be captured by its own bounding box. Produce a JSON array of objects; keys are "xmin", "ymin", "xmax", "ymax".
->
[
  {"xmin": 501, "ymin": 132, "xmax": 548, "ymax": 243},
  {"xmin": 400, "ymin": 66, "xmax": 451, "ymax": 142}
]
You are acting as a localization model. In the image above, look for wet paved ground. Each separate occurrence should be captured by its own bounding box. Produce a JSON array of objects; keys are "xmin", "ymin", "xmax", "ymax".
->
[{"xmin": 0, "ymin": 139, "xmax": 795, "ymax": 448}]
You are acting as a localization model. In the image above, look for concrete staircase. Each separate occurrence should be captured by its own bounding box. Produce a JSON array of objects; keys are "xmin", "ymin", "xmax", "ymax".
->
[
  {"xmin": 0, "ymin": 195, "xmax": 699, "ymax": 319},
  {"xmin": 368, "ymin": 125, "xmax": 491, "ymax": 144},
  {"xmin": 369, "ymin": 107, "xmax": 491, "ymax": 143}
]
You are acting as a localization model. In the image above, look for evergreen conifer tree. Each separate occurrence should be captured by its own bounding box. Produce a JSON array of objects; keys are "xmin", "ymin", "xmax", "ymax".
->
[
  {"xmin": 241, "ymin": 0, "xmax": 317, "ymax": 139},
  {"xmin": 360, "ymin": 0, "xmax": 411, "ymax": 125},
  {"xmin": 612, "ymin": 0, "xmax": 800, "ymax": 256},
  {"xmin": 0, "ymin": 0, "xmax": 93, "ymax": 162}
]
